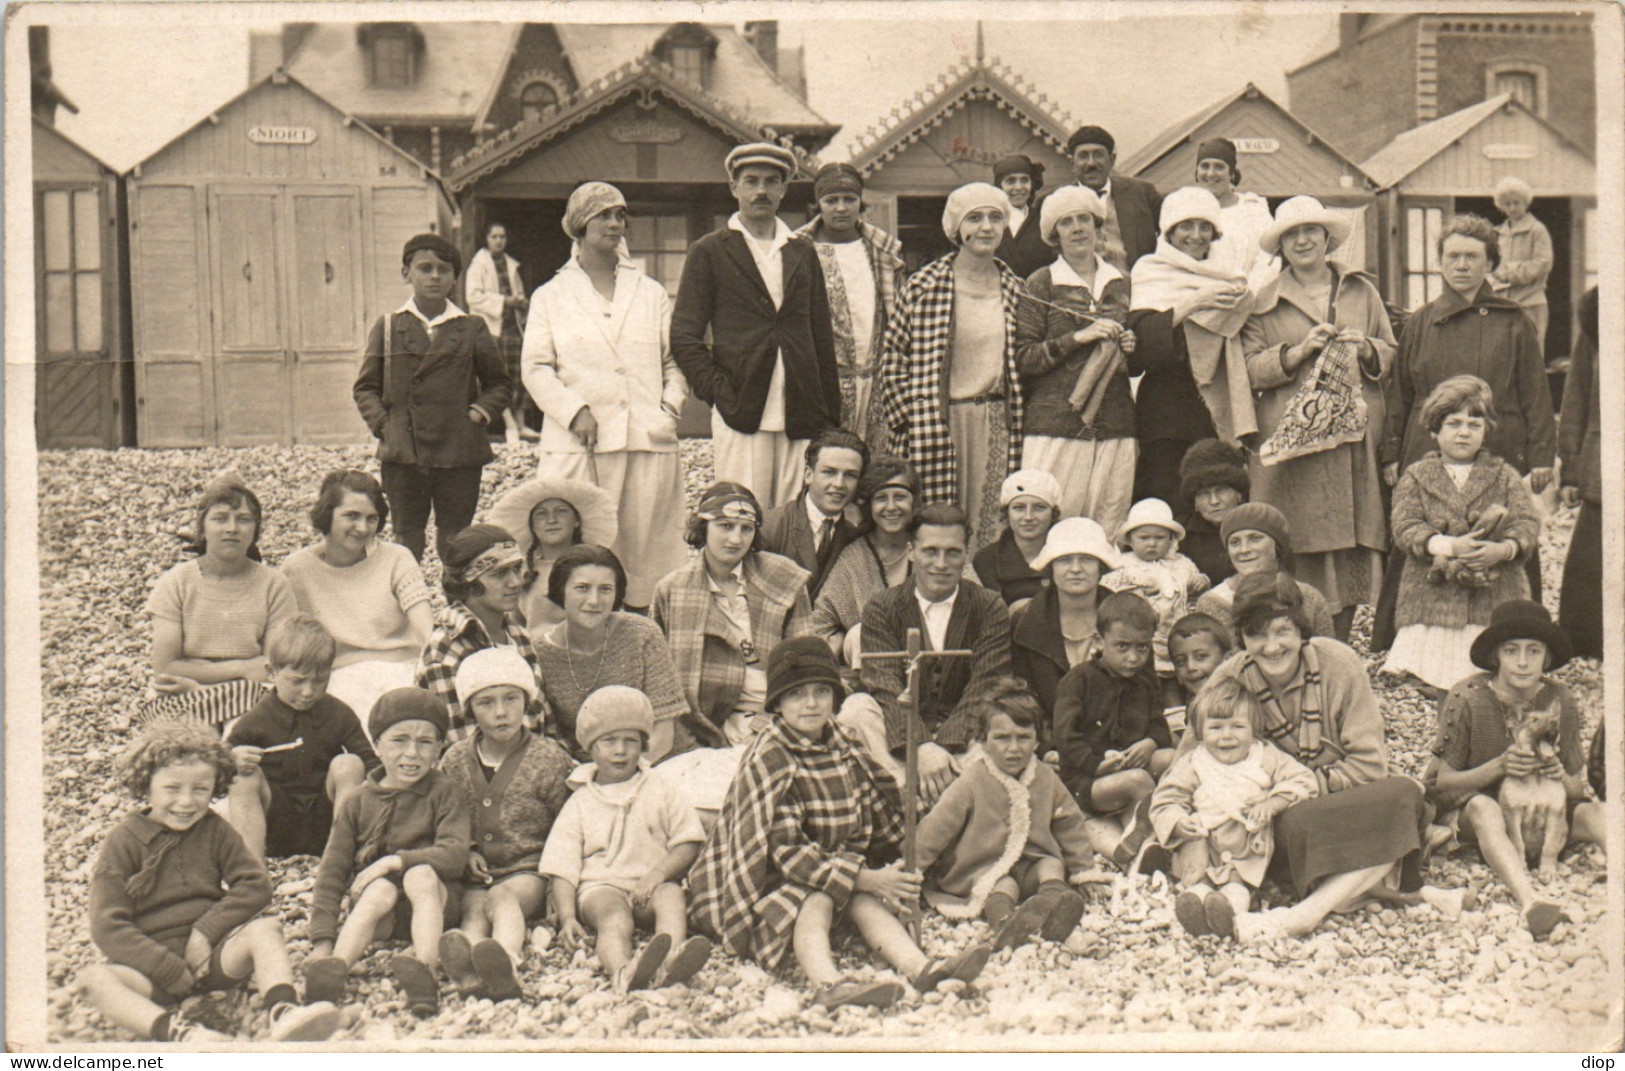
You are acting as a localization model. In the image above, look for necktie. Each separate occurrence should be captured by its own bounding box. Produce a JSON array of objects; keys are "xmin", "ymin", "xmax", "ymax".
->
[{"xmin": 818, "ymin": 517, "xmax": 836, "ymax": 554}]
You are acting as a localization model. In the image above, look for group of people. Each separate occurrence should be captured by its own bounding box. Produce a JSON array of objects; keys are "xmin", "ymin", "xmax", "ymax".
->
[{"xmin": 82, "ymin": 123, "xmax": 1606, "ymax": 1042}]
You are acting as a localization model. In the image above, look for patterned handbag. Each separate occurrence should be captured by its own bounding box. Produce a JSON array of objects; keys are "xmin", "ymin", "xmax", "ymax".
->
[{"xmin": 1257, "ymin": 275, "xmax": 1368, "ymax": 467}]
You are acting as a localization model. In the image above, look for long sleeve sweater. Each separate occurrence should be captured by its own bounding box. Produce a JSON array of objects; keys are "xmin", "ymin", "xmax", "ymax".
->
[
  {"xmin": 308, "ymin": 768, "xmax": 470, "ymax": 944},
  {"xmin": 89, "ymin": 811, "xmax": 271, "ymax": 995}
]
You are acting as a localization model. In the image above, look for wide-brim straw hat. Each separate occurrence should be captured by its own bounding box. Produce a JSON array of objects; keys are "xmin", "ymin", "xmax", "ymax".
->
[
  {"xmin": 1113, "ymin": 498, "xmax": 1186, "ymax": 547},
  {"xmin": 1260, "ymin": 195, "xmax": 1352, "ymax": 256},
  {"xmin": 1029, "ymin": 517, "xmax": 1123, "ymax": 574},
  {"xmin": 1469, "ymin": 599, "xmax": 1574, "ymax": 672},
  {"xmin": 487, "ymin": 476, "xmax": 618, "ymax": 556}
]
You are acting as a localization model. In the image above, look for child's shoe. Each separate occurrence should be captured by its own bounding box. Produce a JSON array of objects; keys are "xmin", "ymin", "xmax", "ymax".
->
[
  {"xmin": 391, "ymin": 954, "xmax": 441, "ymax": 1017},
  {"xmin": 302, "ymin": 956, "xmax": 349, "ymax": 1005},
  {"xmin": 989, "ymin": 895, "xmax": 1050, "ymax": 951},
  {"xmin": 1174, "ymin": 890, "xmax": 1211, "ymax": 936},
  {"xmin": 614, "ymin": 933, "xmax": 671, "ymax": 993},
  {"xmin": 1036, "ymin": 889, "xmax": 1087, "ymax": 942},
  {"xmin": 813, "ymin": 979, "xmax": 903, "ymax": 1011},
  {"xmin": 470, "ymin": 938, "xmax": 523, "ymax": 1001},
  {"xmin": 268, "ymin": 1001, "xmax": 342, "ymax": 1042},
  {"xmin": 438, "ymin": 931, "xmax": 484, "ymax": 998},
  {"xmin": 1523, "ymin": 900, "xmax": 1568, "ymax": 940},
  {"xmin": 655, "ymin": 935, "xmax": 712, "ymax": 988},
  {"xmin": 911, "ymin": 941, "xmax": 991, "ymax": 992},
  {"xmin": 1203, "ymin": 892, "xmax": 1237, "ymax": 939},
  {"xmin": 168, "ymin": 1013, "xmax": 231, "ymax": 1043}
]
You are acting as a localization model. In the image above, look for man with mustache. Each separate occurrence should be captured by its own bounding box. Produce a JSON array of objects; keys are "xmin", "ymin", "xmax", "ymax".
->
[
  {"xmin": 1037, "ymin": 126, "xmax": 1164, "ymax": 275},
  {"xmin": 673, "ymin": 142, "xmax": 842, "ymax": 510}
]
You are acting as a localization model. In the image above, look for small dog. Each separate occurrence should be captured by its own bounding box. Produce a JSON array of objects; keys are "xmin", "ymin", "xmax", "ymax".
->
[
  {"xmin": 1498, "ymin": 704, "xmax": 1568, "ymax": 877},
  {"xmin": 1427, "ymin": 503, "xmax": 1510, "ymax": 588}
]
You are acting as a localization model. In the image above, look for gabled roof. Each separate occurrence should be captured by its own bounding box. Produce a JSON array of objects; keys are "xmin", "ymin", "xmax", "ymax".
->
[
  {"xmin": 445, "ymin": 55, "xmax": 821, "ymax": 194},
  {"xmin": 1359, "ymin": 93, "xmax": 1592, "ymax": 190},
  {"xmin": 33, "ymin": 115, "xmax": 115, "ymax": 175},
  {"xmin": 1119, "ymin": 82, "xmax": 1370, "ymax": 184},
  {"xmin": 847, "ymin": 54, "xmax": 1075, "ymax": 175},
  {"xmin": 284, "ymin": 22, "xmax": 513, "ymax": 124},
  {"xmin": 553, "ymin": 22, "xmax": 832, "ymax": 133}
]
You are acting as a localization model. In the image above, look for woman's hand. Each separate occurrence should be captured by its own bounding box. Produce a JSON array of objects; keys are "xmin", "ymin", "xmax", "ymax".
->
[
  {"xmin": 1118, "ymin": 329, "xmax": 1136, "ymax": 355},
  {"xmin": 1197, "ymin": 280, "xmax": 1247, "ymax": 312},
  {"xmin": 916, "ymin": 742, "xmax": 958, "ymax": 807},
  {"xmin": 238, "ymin": 659, "xmax": 271, "ymax": 685},
  {"xmin": 856, "ymin": 862, "xmax": 923, "ymax": 909},
  {"xmin": 1072, "ymin": 319, "xmax": 1122, "ymax": 348},
  {"xmin": 153, "ymin": 673, "xmax": 200, "ymax": 697},
  {"xmin": 569, "ymin": 406, "xmax": 599, "ymax": 450},
  {"xmin": 1285, "ymin": 323, "xmax": 1336, "ymax": 372}
]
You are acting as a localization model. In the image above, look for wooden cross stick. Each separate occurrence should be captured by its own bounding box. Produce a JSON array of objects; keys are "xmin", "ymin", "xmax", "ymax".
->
[{"xmin": 862, "ymin": 626, "xmax": 975, "ymax": 937}]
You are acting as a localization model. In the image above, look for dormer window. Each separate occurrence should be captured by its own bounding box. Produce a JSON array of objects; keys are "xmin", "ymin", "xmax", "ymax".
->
[
  {"xmin": 358, "ymin": 23, "xmax": 424, "ymax": 89},
  {"xmin": 654, "ymin": 24, "xmax": 717, "ymax": 89},
  {"xmin": 520, "ymin": 81, "xmax": 559, "ymax": 122},
  {"xmin": 1486, "ymin": 62, "xmax": 1547, "ymax": 117}
]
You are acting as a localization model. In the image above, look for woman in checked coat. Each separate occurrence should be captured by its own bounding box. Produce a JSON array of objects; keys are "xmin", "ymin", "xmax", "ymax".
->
[{"xmin": 880, "ymin": 183, "xmax": 1025, "ymax": 548}]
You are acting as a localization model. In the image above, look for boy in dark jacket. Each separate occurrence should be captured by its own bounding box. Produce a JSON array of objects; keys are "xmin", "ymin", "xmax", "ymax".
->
[{"xmin": 354, "ymin": 233, "xmax": 512, "ymax": 563}]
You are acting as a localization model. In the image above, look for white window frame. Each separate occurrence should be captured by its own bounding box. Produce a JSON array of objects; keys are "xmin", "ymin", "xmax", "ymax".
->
[{"xmin": 1485, "ymin": 61, "xmax": 1548, "ymax": 117}]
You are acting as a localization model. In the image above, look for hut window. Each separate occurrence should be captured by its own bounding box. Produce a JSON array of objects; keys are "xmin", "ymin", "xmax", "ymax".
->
[
  {"xmin": 654, "ymin": 24, "xmax": 716, "ymax": 89},
  {"xmin": 520, "ymin": 81, "xmax": 559, "ymax": 122},
  {"xmin": 667, "ymin": 44, "xmax": 707, "ymax": 87},
  {"xmin": 1403, "ymin": 205, "xmax": 1446, "ymax": 310},
  {"xmin": 1486, "ymin": 64, "xmax": 1545, "ymax": 117},
  {"xmin": 39, "ymin": 188, "xmax": 102, "ymax": 355},
  {"xmin": 626, "ymin": 211, "xmax": 691, "ymax": 295},
  {"xmin": 360, "ymin": 24, "xmax": 423, "ymax": 88}
]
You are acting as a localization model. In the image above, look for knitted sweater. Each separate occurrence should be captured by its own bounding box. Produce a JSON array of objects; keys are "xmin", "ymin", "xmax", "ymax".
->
[
  {"xmin": 144, "ymin": 559, "xmax": 297, "ymax": 663},
  {"xmin": 281, "ymin": 542, "xmax": 431, "ymax": 669},
  {"xmin": 440, "ymin": 731, "xmax": 574, "ymax": 878},
  {"xmin": 538, "ymin": 763, "xmax": 705, "ymax": 894},
  {"xmin": 533, "ymin": 613, "xmax": 690, "ymax": 755},
  {"xmin": 226, "ymin": 692, "xmax": 380, "ymax": 800},
  {"xmin": 309, "ymin": 768, "xmax": 470, "ymax": 944},
  {"xmin": 89, "ymin": 812, "xmax": 270, "ymax": 995},
  {"xmin": 915, "ymin": 751, "xmax": 1093, "ymax": 918}
]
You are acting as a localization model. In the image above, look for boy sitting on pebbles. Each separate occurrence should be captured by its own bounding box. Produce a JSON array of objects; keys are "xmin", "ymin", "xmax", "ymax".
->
[
  {"xmin": 540, "ymin": 687, "xmax": 712, "ymax": 993},
  {"xmin": 689, "ymin": 637, "xmax": 993, "ymax": 1012},
  {"xmin": 305, "ymin": 689, "xmax": 470, "ymax": 1017},
  {"xmin": 438, "ymin": 648, "xmax": 574, "ymax": 1001},
  {"xmin": 81, "ymin": 721, "xmax": 340, "ymax": 1043}
]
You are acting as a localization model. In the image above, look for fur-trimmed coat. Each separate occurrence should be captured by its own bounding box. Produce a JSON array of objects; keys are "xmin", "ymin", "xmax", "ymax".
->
[
  {"xmin": 880, "ymin": 253, "xmax": 1025, "ymax": 523},
  {"xmin": 650, "ymin": 551, "xmax": 813, "ymax": 745},
  {"xmin": 914, "ymin": 751, "xmax": 1093, "ymax": 918},
  {"xmin": 1390, "ymin": 451, "xmax": 1539, "ymax": 630}
]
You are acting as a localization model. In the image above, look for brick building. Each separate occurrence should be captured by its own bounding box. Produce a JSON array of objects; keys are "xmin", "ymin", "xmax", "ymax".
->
[{"xmin": 1286, "ymin": 12, "xmax": 1595, "ymax": 163}]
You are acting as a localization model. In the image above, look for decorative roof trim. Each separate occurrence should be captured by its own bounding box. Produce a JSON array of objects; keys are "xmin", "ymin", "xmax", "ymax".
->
[
  {"xmin": 847, "ymin": 55, "xmax": 1075, "ymax": 177},
  {"xmin": 470, "ymin": 23, "xmax": 527, "ymax": 132},
  {"xmin": 446, "ymin": 54, "xmax": 821, "ymax": 192}
]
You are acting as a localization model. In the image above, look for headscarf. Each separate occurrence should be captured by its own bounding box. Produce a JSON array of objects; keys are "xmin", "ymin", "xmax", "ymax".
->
[
  {"xmin": 694, "ymin": 482, "xmax": 763, "ymax": 527},
  {"xmin": 941, "ymin": 182, "xmax": 1011, "ymax": 241},
  {"xmin": 814, "ymin": 162, "xmax": 863, "ymax": 201},
  {"xmin": 563, "ymin": 181, "xmax": 627, "ymax": 240}
]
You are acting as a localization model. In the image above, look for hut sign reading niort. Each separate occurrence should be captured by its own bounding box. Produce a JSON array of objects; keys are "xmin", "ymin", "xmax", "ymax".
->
[{"xmin": 248, "ymin": 125, "xmax": 319, "ymax": 145}]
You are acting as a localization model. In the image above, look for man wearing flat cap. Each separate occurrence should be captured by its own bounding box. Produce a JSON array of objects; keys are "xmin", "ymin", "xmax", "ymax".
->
[
  {"xmin": 1036, "ymin": 125, "xmax": 1163, "ymax": 275},
  {"xmin": 673, "ymin": 142, "xmax": 842, "ymax": 510},
  {"xmin": 992, "ymin": 154, "xmax": 1051, "ymax": 279},
  {"xmin": 794, "ymin": 162, "xmax": 906, "ymax": 446}
]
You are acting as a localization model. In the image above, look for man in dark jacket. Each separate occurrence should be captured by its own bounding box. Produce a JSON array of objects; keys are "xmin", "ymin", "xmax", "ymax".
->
[
  {"xmin": 1033, "ymin": 125, "xmax": 1163, "ymax": 275},
  {"xmin": 672, "ymin": 142, "xmax": 841, "ymax": 510},
  {"xmin": 759, "ymin": 428, "xmax": 867, "ymax": 598}
]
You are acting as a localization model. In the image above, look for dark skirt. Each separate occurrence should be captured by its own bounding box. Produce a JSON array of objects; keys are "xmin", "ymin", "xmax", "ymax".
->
[
  {"xmin": 1270, "ymin": 776, "xmax": 1428, "ymax": 898},
  {"xmin": 1559, "ymin": 499, "xmax": 1603, "ymax": 660}
]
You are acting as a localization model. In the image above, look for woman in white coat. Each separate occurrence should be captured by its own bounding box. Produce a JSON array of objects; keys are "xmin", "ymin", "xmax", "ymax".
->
[{"xmin": 522, "ymin": 182, "xmax": 690, "ymax": 609}]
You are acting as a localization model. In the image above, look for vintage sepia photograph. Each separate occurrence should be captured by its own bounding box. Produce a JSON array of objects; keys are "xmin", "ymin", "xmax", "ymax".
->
[{"xmin": 5, "ymin": 0, "xmax": 1621, "ymax": 1052}]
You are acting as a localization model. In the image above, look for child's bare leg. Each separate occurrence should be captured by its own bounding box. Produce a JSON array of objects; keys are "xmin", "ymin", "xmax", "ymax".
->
[
  {"xmin": 580, "ymin": 889, "xmax": 634, "ymax": 977},
  {"xmin": 218, "ymin": 916, "xmax": 296, "ymax": 1000},
  {"xmin": 400, "ymin": 864, "xmax": 447, "ymax": 969},
  {"xmin": 792, "ymin": 892, "xmax": 842, "ymax": 987},
  {"xmin": 77, "ymin": 964, "xmax": 172, "ymax": 1039},
  {"xmin": 1091, "ymin": 770, "xmax": 1156, "ymax": 813},
  {"xmin": 1172, "ymin": 840, "xmax": 1209, "ymax": 889},
  {"xmin": 460, "ymin": 887, "xmax": 493, "ymax": 940},
  {"xmin": 649, "ymin": 882, "xmax": 688, "ymax": 944},
  {"xmin": 1462, "ymin": 795, "xmax": 1538, "ymax": 908},
  {"xmin": 488, "ymin": 875, "xmax": 547, "ymax": 960},
  {"xmin": 1084, "ymin": 816, "xmax": 1125, "ymax": 857},
  {"xmin": 1570, "ymin": 802, "xmax": 1606, "ymax": 856},
  {"xmin": 1217, "ymin": 880, "xmax": 1251, "ymax": 916},
  {"xmin": 325, "ymin": 755, "xmax": 366, "ymax": 802},
  {"xmin": 227, "ymin": 772, "xmax": 272, "ymax": 861},
  {"xmin": 847, "ymin": 891, "xmax": 927, "ymax": 979},
  {"xmin": 333, "ymin": 879, "xmax": 399, "ymax": 965},
  {"xmin": 1277, "ymin": 863, "xmax": 1393, "ymax": 937},
  {"xmin": 1149, "ymin": 748, "xmax": 1176, "ymax": 779}
]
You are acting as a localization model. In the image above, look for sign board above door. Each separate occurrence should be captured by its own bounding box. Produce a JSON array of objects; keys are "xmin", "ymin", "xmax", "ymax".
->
[{"xmin": 248, "ymin": 126, "xmax": 318, "ymax": 145}]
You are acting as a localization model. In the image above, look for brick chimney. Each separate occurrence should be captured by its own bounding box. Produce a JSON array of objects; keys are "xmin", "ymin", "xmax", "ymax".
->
[{"xmin": 744, "ymin": 21, "xmax": 779, "ymax": 72}]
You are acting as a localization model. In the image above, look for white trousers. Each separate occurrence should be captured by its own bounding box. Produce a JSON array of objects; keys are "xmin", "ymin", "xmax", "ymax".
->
[
  {"xmin": 1022, "ymin": 434, "xmax": 1138, "ymax": 536},
  {"xmin": 711, "ymin": 409, "xmax": 807, "ymax": 512},
  {"xmin": 535, "ymin": 449, "xmax": 688, "ymax": 607}
]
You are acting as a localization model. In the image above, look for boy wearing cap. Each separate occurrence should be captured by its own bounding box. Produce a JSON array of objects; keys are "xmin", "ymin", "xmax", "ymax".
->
[
  {"xmin": 794, "ymin": 162, "xmax": 906, "ymax": 447},
  {"xmin": 672, "ymin": 142, "xmax": 842, "ymax": 510},
  {"xmin": 354, "ymin": 234, "xmax": 514, "ymax": 565},
  {"xmin": 438, "ymin": 648, "xmax": 574, "ymax": 1002},
  {"xmin": 304, "ymin": 688, "xmax": 470, "ymax": 1017},
  {"xmin": 540, "ymin": 687, "xmax": 712, "ymax": 992},
  {"xmin": 1101, "ymin": 497, "xmax": 1210, "ymax": 701}
]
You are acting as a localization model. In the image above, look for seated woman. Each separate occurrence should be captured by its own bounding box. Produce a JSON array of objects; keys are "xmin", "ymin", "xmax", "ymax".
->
[
  {"xmin": 1176, "ymin": 439, "xmax": 1249, "ymax": 587},
  {"xmin": 532, "ymin": 544, "xmax": 692, "ymax": 763},
  {"xmin": 971, "ymin": 471, "xmax": 1062, "ymax": 607},
  {"xmin": 142, "ymin": 475, "xmax": 297, "ymax": 726},
  {"xmin": 1198, "ymin": 571, "xmax": 1435, "ymax": 944},
  {"xmin": 486, "ymin": 476, "xmax": 617, "ymax": 631},
  {"xmin": 281, "ymin": 470, "xmax": 433, "ymax": 720},
  {"xmin": 1193, "ymin": 502, "xmax": 1334, "ymax": 640},
  {"xmin": 1009, "ymin": 517, "xmax": 1122, "ymax": 738},
  {"xmin": 810, "ymin": 457, "xmax": 918, "ymax": 673},
  {"xmin": 651, "ymin": 483, "xmax": 814, "ymax": 817}
]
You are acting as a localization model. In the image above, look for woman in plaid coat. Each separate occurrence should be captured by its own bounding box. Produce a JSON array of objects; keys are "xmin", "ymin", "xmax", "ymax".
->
[
  {"xmin": 688, "ymin": 637, "xmax": 992, "ymax": 1010},
  {"xmin": 881, "ymin": 183, "xmax": 1025, "ymax": 548}
]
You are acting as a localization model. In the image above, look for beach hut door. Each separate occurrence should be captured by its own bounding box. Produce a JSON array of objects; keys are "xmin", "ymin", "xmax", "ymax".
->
[
  {"xmin": 209, "ymin": 187, "xmax": 292, "ymax": 444},
  {"xmin": 287, "ymin": 189, "xmax": 369, "ymax": 444}
]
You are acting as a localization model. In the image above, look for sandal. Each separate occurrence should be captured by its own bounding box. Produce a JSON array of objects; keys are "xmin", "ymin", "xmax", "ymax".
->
[
  {"xmin": 616, "ymin": 933, "xmax": 671, "ymax": 993},
  {"xmin": 912, "ymin": 942, "xmax": 992, "ymax": 992},
  {"xmin": 1203, "ymin": 891, "xmax": 1237, "ymax": 939},
  {"xmin": 989, "ymin": 896, "xmax": 1050, "ymax": 951},
  {"xmin": 1174, "ymin": 890, "xmax": 1211, "ymax": 937},
  {"xmin": 813, "ymin": 979, "xmax": 903, "ymax": 1011},
  {"xmin": 391, "ymin": 953, "xmax": 440, "ymax": 1018},
  {"xmin": 1038, "ymin": 889, "xmax": 1087, "ymax": 942},
  {"xmin": 471, "ymin": 938, "xmax": 523, "ymax": 1002},
  {"xmin": 655, "ymin": 935, "xmax": 712, "ymax": 988},
  {"xmin": 438, "ymin": 930, "xmax": 483, "ymax": 997}
]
